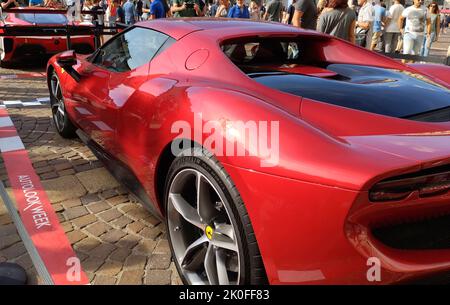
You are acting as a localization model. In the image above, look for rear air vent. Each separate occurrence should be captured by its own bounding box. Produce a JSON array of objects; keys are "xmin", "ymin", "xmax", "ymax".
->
[
  {"xmin": 4, "ymin": 38, "xmax": 14, "ymax": 53},
  {"xmin": 372, "ymin": 214, "xmax": 450, "ymax": 250}
]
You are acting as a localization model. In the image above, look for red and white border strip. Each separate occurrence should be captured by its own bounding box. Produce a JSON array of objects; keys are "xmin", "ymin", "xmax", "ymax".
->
[
  {"xmin": 0, "ymin": 97, "xmax": 50, "ymax": 108},
  {"xmin": 0, "ymin": 108, "xmax": 89, "ymax": 285},
  {"xmin": 0, "ymin": 72, "xmax": 46, "ymax": 80}
]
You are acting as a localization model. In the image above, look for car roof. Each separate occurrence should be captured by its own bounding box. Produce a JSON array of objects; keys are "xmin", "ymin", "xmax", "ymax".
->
[{"xmin": 137, "ymin": 18, "xmax": 314, "ymax": 40}]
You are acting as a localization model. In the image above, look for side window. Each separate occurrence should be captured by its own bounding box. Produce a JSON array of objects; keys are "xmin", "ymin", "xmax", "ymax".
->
[
  {"xmin": 93, "ymin": 27, "xmax": 169, "ymax": 72},
  {"xmin": 222, "ymin": 40, "xmax": 300, "ymax": 64}
]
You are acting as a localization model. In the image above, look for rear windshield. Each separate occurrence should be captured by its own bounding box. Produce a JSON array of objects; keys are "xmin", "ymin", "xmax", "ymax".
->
[
  {"xmin": 16, "ymin": 13, "xmax": 68, "ymax": 25},
  {"xmin": 222, "ymin": 37, "xmax": 450, "ymax": 122}
]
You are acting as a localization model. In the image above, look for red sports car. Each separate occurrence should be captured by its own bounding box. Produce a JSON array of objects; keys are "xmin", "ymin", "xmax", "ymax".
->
[
  {"xmin": 0, "ymin": 7, "xmax": 95, "ymax": 66},
  {"xmin": 47, "ymin": 19, "xmax": 450, "ymax": 285}
]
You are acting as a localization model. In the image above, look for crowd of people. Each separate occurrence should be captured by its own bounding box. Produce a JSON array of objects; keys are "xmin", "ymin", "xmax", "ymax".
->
[{"xmin": 2, "ymin": 0, "xmax": 450, "ymax": 56}]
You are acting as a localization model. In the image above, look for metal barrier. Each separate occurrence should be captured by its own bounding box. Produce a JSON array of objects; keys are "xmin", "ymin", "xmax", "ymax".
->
[
  {"xmin": 377, "ymin": 51, "xmax": 450, "ymax": 66},
  {"xmin": 355, "ymin": 32, "xmax": 449, "ymax": 66},
  {"xmin": 1, "ymin": 8, "xmax": 448, "ymax": 66},
  {"xmin": 0, "ymin": 181, "xmax": 53, "ymax": 285}
]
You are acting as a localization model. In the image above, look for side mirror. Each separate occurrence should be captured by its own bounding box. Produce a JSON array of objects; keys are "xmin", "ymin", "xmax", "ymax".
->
[
  {"xmin": 56, "ymin": 50, "xmax": 77, "ymax": 67},
  {"xmin": 56, "ymin": 50, "xmax": 80, "ymax": 82}
]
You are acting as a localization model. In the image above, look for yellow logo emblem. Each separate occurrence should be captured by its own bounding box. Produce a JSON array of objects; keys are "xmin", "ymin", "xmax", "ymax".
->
[{"xmin": 205, "ymin": 225, "xmax": 213, "ymax": 240}]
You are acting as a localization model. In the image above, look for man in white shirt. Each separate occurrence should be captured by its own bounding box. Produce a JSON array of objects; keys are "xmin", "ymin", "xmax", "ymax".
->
[
  {"xmin": 399, "ymin": 0, "xmax": 430, "ymax": 55},
  {"xmin": 384, "ymin": 0, "xmax": 404, "ymax": 53},
  {"xmin": 355, "ymin": 0, "xmax": 374, "ymax": 49}
]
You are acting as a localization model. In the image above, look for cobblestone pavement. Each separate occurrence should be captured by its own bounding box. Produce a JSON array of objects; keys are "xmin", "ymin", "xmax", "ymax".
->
[
  {"xmin": 0, "ymin": 69, "xmax": 182, "ymax": 285},
  {"xmin": 432, "ymin": 30, "xmax": 450, "ymax": 57}
]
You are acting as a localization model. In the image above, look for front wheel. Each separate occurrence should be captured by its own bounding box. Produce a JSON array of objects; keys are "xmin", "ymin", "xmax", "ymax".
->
[
  {"xmin": 0, "ymin": 37, "xmax": 8, "ymax": 68},
  {"xmin": 50, "ymin": 71, "xmax": 77, "ymax": 138},
  {"xmin": 165, "ymin": 147, "xmax": 268, "ymax": 285}
]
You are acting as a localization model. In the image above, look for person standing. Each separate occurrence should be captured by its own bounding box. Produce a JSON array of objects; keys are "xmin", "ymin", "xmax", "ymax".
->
[
  {"xmin": 355, "ymin": 0, "xmax": 374, "ymax": 48},
  {"xmin": 420, "ymin": 2, "xmax": 440, "ymax": 56},
  {"xmin": 135, "ymin": 0, "xmax": 143, "ymax": 20},
  {"xmin": 198, "ymin": 0, "xmax": 206, "ymax": 16},
  {"xmin": 149, "ymin": 0, "xmax": 166, "ymax": 18},
  {"xmin": 171, "ymin": 0, "xmax": 202, "ymax": 17},
  {"xmin": 91, "ymin": 0, "xmax": 104, "ymax": 26},
  {"xmin": 142, "ymin": 0, "xmax": 151, "ymax": 19},
  {"xmin": 116, "ymin": 0, "xmax": 125, "ymax": 23},
  {"xmin": 215, "ymin": 0, "xmax": 230, "ymax": 17},
  {"xmin": 227, "ymin": 0, "xmax": 250, "ymax": 18},
  {"xmin": 260, "ymin": 1, "xmax": 266, "ymax": 19},
  {"xmin": 292, "ymin": 0, "xmax": 317, "ymax": 30},
  {"xmin": 82, "ymin": 0, "xmax": 94, "ymax": 22},
  {"xmin": 249, "ymin": 0, "xmax": 261, "ymax": 20},
  {"xmin": 65, "ymin": 0, "xmax": 76, "ymax": 22},
  {"xmin": 264, "ymin": 0, "xmax": 282, "ymax": 22},
  {"xmin": 123, "ymin": 0, "xmax": 136, "ymax": 24},
  {"xmin": 106, "ymin": 0, "xmax": 119, "ymax": 26},
  {"xmin": 285, "ymin": 0, "xmax": 296, "ymax": 25},
  {"xmin": 210, "ymin": 0, "xmax": 219, "ymax": 16},
  {"xmin": 444, "ymin": 14, "xmax": 450, "ymax": 34},
  {"xmin": 370, "ymin": 0, "xmax": 387, "ymax": 51},
  {"xmin": 384, "ymin": 0, "xmax": 404, "ymax": 53},
  {"xmin": 162, "ymin": 0, "xmax": 171, "ymax": 17},
  {"xmin": 317, "ymin": 0, "xmax": 356, "ymax": 43},
  {"xmin": 399, "ymin": 0, "xmax": 430, "ymax": 55}
]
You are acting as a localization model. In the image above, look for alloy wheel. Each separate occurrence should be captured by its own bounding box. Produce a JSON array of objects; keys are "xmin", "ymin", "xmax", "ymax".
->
[
  {"xmin": 0, "ymin": 37, "xmax": 5, "ymax": 61},
  {"xmin": 50, "ymin": 74, "xmax": 65, "ymax": 132},
  {"xmin": 167, "ymin": 168, "xmax": 240, "ymax": 285}
]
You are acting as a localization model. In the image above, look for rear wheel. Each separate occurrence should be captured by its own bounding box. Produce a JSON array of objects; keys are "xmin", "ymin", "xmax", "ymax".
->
[
  {"xmin": 0, "ymin": 37, "xmax": 7, "ymax": 68},
  {"xmin": 165, "ymin": 147, "xmax": 268, "ymax": 285},
  {"xmin": 50, "ymin": 71, "xmax": 77, "ymax": 138}
]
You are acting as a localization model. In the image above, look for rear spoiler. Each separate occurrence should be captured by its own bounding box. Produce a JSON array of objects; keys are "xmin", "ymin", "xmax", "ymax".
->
[
  {"xmin": 0, "ymin": 7, "xmax": 127, "ymax": 50},
  {"xmin": 1, "ymin": 7, "xmax": 68, "ymax": 14}
]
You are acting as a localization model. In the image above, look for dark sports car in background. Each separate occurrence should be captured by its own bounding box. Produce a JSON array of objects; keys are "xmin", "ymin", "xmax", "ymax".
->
[
  {"xmin": 47, "ymin": 19, "xmax": 450, "ymax": 285},
  {"xmin": 0, "ymin": 7, "xmax": 95, "ymax": 66}
]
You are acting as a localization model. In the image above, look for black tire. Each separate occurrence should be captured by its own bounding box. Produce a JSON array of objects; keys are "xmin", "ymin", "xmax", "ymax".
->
[
  {"xmin": 49, "ymin": 71, "xmax": 77, "ymax": 138},
  {"xmin": 0, "ymin": 59, "xmax": 12, "ymax": 69},
  {"xmin": 164, "ymin": 147, "xmax": 268, "ymax": 285}
]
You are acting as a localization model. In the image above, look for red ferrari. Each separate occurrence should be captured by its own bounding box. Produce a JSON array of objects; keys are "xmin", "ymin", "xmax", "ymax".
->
[
  {"xmin": 0, "ymin": 7, "xmax": 95, "ymax": 66},
  {"xmin": 47, "ymin": 19, "xmax": 450, "ymax": 285}
]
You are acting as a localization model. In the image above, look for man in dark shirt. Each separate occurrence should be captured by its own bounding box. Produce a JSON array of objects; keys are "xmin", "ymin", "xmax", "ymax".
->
[
  {"xmin": 264, "ymin": 0, "xmax": 282, "ymax": 22},
  {"xmin": 116, "ymin": 0, "xmax": 125, "ymax": 23},
  {"xmin": 136, "ymin": 0, "xmax": 143, "ymax": 20},
  {"xmin": 91, "ymin": 0, "xmax": 104, "ymax": 26},
  {"xmin": 171, "ymin": 0, "xmax": 203, "ymax": 17},
  {"xmin": 287, "ymin": 0, "xmax": 297, "ymax": 25},
  {"xmin": 142, "ymin": 0, "xmax": 151, "ymax": 19},
  {"xmin": 292, "ymin": 0, "xmax": 317, "ymax": 30}
]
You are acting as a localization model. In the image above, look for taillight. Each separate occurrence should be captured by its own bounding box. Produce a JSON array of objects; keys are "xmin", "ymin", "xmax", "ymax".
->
[{"xmin": 370, "ymin": 171, "xmax": 450, "ymax": 202}]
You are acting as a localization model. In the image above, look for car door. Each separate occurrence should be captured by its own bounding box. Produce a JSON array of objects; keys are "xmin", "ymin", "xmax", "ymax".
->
[
  {"xmin": 70, "ymin": 59, "xmax": 112, "ymax": 148},
  {"xmin": 69, "ymin": 27, "xmax": 167, "ymax": 155},
  {"xmin": 106, "ymin": 27, "xmax": 172, "ymax": 160},
  {"xmin": 94, "ymin": 27, "xmax": 172, "ymax": 158}
]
